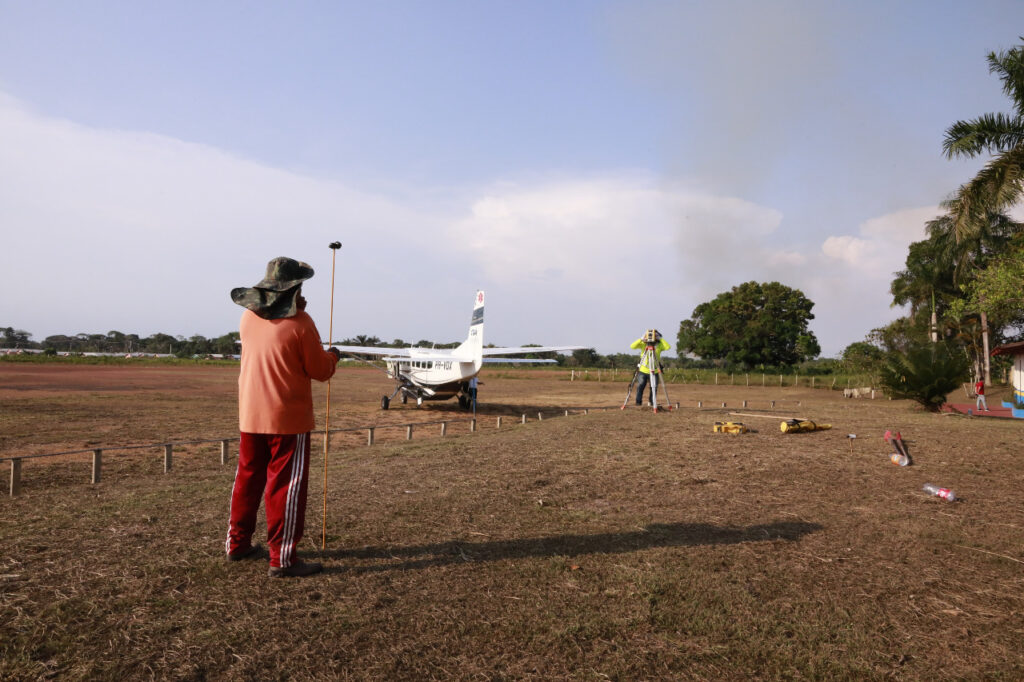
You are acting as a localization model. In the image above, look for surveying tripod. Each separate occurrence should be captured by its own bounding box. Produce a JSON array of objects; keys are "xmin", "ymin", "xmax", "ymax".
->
[{"xmin": 621, "ymin": 333, "xmax": 672, "ymax": 411}]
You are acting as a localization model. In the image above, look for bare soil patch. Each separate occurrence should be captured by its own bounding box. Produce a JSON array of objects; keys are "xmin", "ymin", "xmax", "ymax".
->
[{"xmin": 1, "ymin": 363, "xmax": 1023, "ymax": 679}]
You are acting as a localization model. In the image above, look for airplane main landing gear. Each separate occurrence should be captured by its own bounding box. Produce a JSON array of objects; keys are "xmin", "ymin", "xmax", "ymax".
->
[
  {"xmin": 381, "ymin": 396, "xmax": 390, "ymax": 410},
  {"xmin": 457, "ymin": 394, "xmax": 470, "ymax": 410}
]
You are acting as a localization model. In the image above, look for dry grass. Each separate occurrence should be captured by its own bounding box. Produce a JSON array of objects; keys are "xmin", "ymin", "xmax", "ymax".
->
[{"xmin": 1, "ymin": 364, "xmax": 1023, "ymax": 680}]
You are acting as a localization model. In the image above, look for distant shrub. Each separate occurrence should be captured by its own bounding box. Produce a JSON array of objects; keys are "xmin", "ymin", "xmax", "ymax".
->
[{"xmin": 878, "ymin": 343, "xmax": 969, "ymax": 412}]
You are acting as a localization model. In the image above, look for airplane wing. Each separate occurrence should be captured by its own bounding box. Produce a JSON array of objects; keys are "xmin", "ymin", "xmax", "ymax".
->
[
  {"xmin": 481, "ymin": 345, "xmax": 585, "ymax": 355},
  {"xmin": 482, "ymin": 358, "xmax": 557, "ymax": 364},
  {"xmin": 330, "ymin": 345, "xmax": 411, "ymax": 357},
  {"xmin": 332, "ymin": 345, "xmax": 471, "ymax": 363}
]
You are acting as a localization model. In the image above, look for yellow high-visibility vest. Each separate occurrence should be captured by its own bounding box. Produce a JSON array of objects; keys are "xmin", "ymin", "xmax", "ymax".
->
[{"xmin": 630, "ymin": 337, "xmax": 670, "ymax": 374}]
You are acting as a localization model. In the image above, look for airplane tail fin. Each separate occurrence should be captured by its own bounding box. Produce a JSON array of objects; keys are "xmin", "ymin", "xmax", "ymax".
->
[{"xmin": 455, "ymin": 290, "xmax": 484, "ymax": 367}]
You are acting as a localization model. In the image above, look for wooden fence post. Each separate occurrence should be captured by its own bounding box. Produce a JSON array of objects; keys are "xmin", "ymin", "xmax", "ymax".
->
[
  {"xmin": 406, "ymin": 425, "xmax": 413, "ymax": 441},
  {"xmin": 164, "ymin": 444, "xmax": 173, "ymax": 473},
  {"xmin": 220, "ymin": 440, "xmax": 229, "ymax": 465},
  {"xmin": 496, "ymin": 416, "xmax": 502, "ymax": 428},
  {"xmin": 92, "ymin": 449, "xmax": 102, "ymax": 484},
  {"xmin": 470, "ymin": 419, "xmax": 476, "ymax": 433},
  {"xmin": 10, "ymin": 458, "xmax": 21, "ymax": 497},
  {"xmin": 537, "ymin": 412, "xmax": 543, "ymax": 421},
  {"xmin": 367, "ymin": 428, "xmax": 375, "ymax": 446},
  {"xmin": 441, "ymin": 422, "xmax": 448, "ymax": 437},
  {"xmin": 521, "ymin": 414, "xmax": 527, "ymax": 424}
]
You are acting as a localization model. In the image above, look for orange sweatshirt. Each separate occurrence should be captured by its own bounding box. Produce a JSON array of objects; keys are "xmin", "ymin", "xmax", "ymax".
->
[{"xmin": 238, "ymin": 310, "xmax": 337, "ymax": 434}]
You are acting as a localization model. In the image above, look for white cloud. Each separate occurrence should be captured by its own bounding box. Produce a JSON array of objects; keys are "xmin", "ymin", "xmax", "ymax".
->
[
  {"xmin": 449, "ymin": 175, "xmax": 791, "ymax": 295},
  {"xmin": 821, "ymin": 206, "xmax": 937, "ymax": 276}
]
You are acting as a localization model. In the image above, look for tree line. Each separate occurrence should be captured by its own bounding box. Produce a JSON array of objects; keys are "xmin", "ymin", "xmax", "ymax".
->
[{"xmin": 1, "ymin": 327, "xmax": 240, "ymax": 357}]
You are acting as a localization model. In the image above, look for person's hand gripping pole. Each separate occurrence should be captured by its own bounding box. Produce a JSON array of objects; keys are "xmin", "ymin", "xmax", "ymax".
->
[{"xmin": 322, "ymin": 241, "xmax": 342, "ymax": 550}]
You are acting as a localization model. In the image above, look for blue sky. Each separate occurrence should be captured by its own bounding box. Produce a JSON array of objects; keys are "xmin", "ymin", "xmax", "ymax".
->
[{"xmin": 2, "ymin": 1, "xmax": 1023, "ymax": 356}]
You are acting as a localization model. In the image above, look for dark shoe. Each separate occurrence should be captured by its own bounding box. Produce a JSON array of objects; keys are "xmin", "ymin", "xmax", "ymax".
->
[
  {"xmin": 227, "ymin": 543, "xmax": 263, "ymax": 562},
  {"xmin": 268, "ymin": 560, "xmax": 323, "ymax": 578}
]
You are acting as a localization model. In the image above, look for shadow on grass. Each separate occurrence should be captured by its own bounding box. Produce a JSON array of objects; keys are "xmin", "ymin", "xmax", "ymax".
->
[{"xmin": 320, "ymin": 520, "xmax": 822, "ymax": 574}]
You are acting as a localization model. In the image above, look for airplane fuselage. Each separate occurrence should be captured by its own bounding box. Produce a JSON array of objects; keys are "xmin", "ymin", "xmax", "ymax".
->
[{"xmin": 385, "ymin": 353, "xmax": 480, "ymax": 400}]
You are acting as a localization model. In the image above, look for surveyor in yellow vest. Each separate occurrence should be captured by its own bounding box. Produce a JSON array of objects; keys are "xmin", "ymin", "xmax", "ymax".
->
[{"xmin": 630, "ymin": 330, "xmax": 670, "ymax": 406}]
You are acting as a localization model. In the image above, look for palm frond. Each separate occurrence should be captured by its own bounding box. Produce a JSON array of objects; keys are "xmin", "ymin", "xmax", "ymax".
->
[
  {"xmin": 947, "ymin": 147, "xmax": 1024, "ymax": 244},
  {"xmin": 988, "ymin": 44, "xmax": 1024, "ymax": 115},
  {"xmin": 942, "ymin": 114, "xmax": 1024, "ymax": 159}
]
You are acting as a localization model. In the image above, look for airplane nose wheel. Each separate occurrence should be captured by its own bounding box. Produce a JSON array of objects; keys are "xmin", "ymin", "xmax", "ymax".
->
[
  {"xmin": 380, "ymin": 396, "xmax": 390, "ymax": 410},
  {"xmin": 401, "ymin": 392, "xmax": 408, "ymax": 404}
]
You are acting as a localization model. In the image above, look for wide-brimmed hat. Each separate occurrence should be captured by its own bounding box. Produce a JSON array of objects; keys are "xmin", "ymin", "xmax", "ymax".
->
[{"xmin": 231, "ymin": 257, "xmax": 314, "ymax": 320}]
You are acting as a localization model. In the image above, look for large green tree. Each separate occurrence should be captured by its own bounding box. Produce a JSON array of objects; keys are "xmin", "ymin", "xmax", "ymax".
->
[
  {"xmin": 951, "ymin": 240, "xmax": 1024, "ymax": 340},
  {"xmin": 677, "ymin": 281, "xmax": 820, "ymax": 368}
]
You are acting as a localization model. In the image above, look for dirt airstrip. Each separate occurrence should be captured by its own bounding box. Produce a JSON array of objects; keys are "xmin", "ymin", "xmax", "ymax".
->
[{"xmin": 1, "ymin": 362, "xmax": 1023, "ymax": 679}]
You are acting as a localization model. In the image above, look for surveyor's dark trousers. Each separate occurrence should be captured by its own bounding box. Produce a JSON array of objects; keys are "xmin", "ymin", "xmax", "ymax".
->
[{"xmin": 636, "ymin": 372, "xmax": 652, "ymax": 405}]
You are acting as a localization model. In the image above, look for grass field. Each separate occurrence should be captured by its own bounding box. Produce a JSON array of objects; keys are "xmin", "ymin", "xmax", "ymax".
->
[{"xmin": 2, "ymin": 364, "xmax": 1023, "ymax": 680}]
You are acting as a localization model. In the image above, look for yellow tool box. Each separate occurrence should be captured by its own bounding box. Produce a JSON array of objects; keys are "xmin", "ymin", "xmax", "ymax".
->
[{"xmin": 713, "ymin": 421, "xmax": 749, "ymax": 434}]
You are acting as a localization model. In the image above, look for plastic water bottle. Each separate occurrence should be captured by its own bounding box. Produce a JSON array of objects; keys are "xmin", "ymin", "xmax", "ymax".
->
[{"xmin": 922, "ymin": 483, "xmax": 956, "ymax": 501}]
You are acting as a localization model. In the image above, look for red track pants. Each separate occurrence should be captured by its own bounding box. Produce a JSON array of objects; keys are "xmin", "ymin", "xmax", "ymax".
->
[{"xmin": 225, "ymin": 432, "xmax": 311, "ymax": 568}]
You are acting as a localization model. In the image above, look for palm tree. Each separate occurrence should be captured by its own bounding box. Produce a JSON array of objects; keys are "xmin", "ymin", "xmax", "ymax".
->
[
  {"xmin": 890, "ymin": 232, "xmax": 956, "ymax": 342},
  {"xmin": 942, "ymin": 42, "xmax": 1024, "ymax": 383},
  {"xmin": 924, "ymin": 209, "xmax": 1023, "ymax": 382}
]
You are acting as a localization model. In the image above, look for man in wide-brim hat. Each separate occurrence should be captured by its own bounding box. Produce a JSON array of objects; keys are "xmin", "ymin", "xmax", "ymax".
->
[{"xmin": 225, "ymin": 256, "xmax": 340, "ymax": 577}]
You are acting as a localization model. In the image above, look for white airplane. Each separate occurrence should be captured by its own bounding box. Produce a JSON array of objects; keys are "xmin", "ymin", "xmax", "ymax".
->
[{"xmin": 331, "ymin": 290, "xmax": 583, "ymax": 409}]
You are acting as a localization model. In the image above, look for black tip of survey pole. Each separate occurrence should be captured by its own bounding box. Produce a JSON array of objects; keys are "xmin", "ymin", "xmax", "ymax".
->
[{"xmin": 329, "ymin": 241, "xmax": 342, "ymax": 249}]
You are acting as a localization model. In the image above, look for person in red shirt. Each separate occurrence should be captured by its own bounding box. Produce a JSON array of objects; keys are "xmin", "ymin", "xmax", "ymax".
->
[
  {"xmin": 226, "ymin": 257, "xmax": 340, "ymax": 577},
  {"xmin": 975, "ymin": 378, "xmax": 988, "ymax": 412}
]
